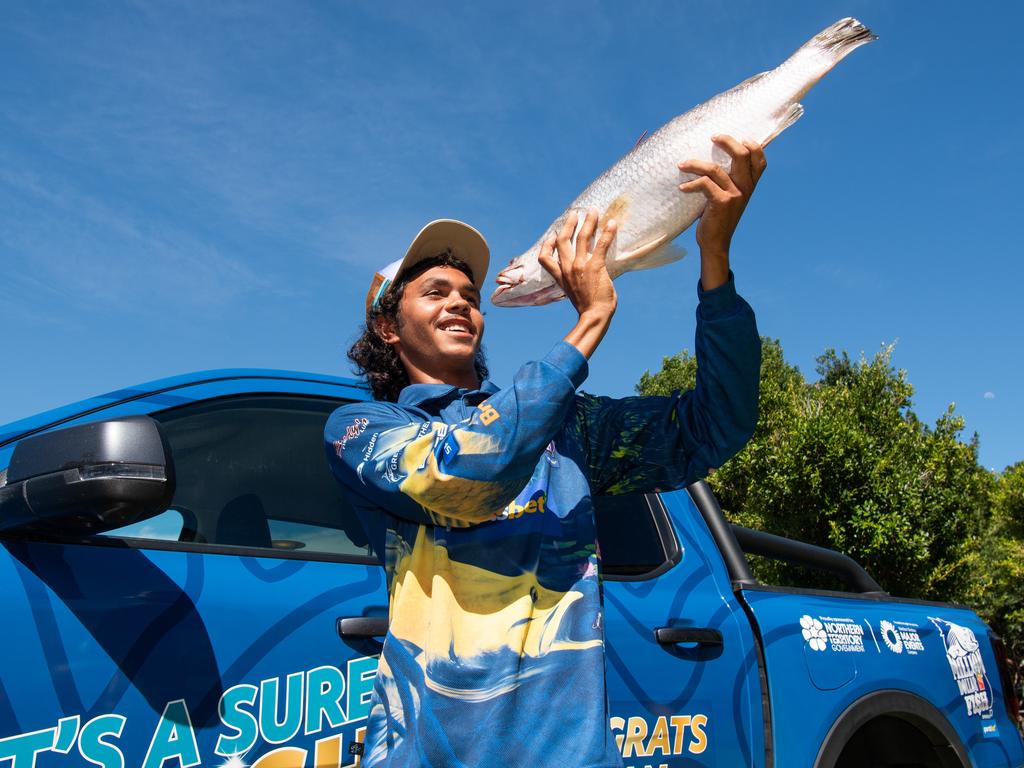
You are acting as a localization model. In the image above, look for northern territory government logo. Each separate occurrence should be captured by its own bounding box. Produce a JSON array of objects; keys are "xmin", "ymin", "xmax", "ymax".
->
[
  {"xmin": 799, "ymin": 615, "xmax": 865, "ymax": 653},
  {"xmin": 929, "ymin": 617, "xmax": 994, "ymax": 718}
]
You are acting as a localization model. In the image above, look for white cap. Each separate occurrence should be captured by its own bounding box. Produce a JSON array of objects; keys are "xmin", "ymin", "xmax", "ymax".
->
[{"xmin": 365, "ymin": 219, "xmax": 490, "ymax": 314}]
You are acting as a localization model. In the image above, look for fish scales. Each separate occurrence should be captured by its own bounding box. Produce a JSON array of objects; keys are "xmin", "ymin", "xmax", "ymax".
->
[{"xmin": 492, "ymin": 18, "xmax": 876, "ymax": 307}]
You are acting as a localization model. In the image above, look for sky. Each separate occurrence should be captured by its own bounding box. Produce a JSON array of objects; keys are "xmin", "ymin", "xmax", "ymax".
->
[{"xmin": 1, "ymin": 1, "xmax": 1021, "ymax": 471}]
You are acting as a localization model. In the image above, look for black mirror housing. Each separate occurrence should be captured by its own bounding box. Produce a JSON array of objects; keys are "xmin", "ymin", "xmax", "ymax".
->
[{"xmin": 0, "ymin": 416, "xmax": 175, "ymax": 535}]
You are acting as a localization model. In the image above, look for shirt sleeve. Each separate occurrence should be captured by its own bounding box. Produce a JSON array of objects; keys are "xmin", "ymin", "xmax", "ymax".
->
[
  {"xmin": 573, "ymin": 272, "xmax": 761, "ymax": 495},
  {"xmin": 324, "ymin": 342, "xmax": 588, "ymax": 527}
]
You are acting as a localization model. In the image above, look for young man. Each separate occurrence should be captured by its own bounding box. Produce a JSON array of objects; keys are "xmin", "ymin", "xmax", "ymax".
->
[{"xmin": 325, "ymin": 137, "xmax": 765, "ymax": 767}]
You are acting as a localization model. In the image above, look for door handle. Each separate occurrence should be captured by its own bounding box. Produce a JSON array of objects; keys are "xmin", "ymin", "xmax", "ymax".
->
[
  {"xmin": 337, "ymin": 617, "xmax": 388, "ymax": 639},
  {"xmin": 654, "ymin": 626, "xmax": 723, "ymax": 647}
]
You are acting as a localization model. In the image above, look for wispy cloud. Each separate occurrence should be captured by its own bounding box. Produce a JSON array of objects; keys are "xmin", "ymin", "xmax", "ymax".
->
[
  {"xmin": 0, "ymin": 2, "xmax": 566, "ymax": 278},
  {"xmin": 0, "ymin": 165, "xmax": 272, "ymax": 315},
  {"xmin": 0, "ymin": 1, "xmax": 768, "ymax": 286}
]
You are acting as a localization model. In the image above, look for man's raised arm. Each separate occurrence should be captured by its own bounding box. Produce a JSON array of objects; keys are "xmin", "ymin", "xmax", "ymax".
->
[
  {"xmin": 325, "ymin": 342, "xmax": 587, "ymax": 527},
  {"xmin": 573, "ymin": 136, "xmax": 767, "ymax": 494}
]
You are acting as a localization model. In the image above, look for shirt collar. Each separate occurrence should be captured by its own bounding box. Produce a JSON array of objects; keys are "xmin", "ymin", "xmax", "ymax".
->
[{"xmin": 397, "ymin": 379, "xmax": 499, "ymax": 408}]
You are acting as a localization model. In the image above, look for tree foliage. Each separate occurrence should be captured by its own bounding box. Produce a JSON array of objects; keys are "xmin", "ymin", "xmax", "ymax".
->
[
  {"xmin": 637, "ymin": 338, "xmax": 992, "ymax": 600},
  {"xmin": 962, "ymin": 462, "xmax": 1024, "ymax": 661}
]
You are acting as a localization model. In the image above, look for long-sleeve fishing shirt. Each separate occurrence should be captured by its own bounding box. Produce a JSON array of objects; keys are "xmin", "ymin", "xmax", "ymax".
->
[{"xmin": 324, "ymin": 273, "xmax": 760, "ymax": 768}]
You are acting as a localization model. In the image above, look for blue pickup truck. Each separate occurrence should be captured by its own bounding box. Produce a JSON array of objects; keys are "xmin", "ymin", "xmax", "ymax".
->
[{"xmin": 0, "ymin": 369, "xmax": 1021, "ymax": 768}]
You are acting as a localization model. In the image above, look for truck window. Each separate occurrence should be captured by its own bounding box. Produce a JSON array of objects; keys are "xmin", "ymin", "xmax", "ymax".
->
[
  {"xmin": 593, "ymin": 492, "xmax": 679, "ymax": 580},
  {"xmin": 100, "ymin": 395, "xmax": 373, "ymax": 561}
]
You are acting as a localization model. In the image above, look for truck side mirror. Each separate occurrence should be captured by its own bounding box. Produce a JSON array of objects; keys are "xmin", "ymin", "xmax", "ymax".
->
[{"xmin": 0, "ymin": 416, "xmax": 175, "ymax": 535}]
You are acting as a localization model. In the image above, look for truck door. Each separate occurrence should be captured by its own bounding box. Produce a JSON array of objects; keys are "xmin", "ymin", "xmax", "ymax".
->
[
  {"xmin": 0, "ymin": 393, "xmax": 389, "ymax": 767},
  {"xmin": 597, "ymin": 489, "xmax": 766, "ymax": 768}
]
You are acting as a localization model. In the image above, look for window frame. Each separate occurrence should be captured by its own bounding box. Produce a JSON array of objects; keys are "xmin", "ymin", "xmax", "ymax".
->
[
  {"xmin": 7, "ymin": 528, "xmax": 380, "ymax": 565},
  {"xmin": 84, "ymin": 392, "xmax": 380, "ymax": 565},
  {"xmin": 599, "ymin": 492, "xmax": 682, "ymax": 582}
]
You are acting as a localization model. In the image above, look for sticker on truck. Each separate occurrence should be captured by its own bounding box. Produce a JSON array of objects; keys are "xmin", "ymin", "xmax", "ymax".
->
[{"xmin": 929, "ymin": 617, "xmax": 995, "ymax": 719}]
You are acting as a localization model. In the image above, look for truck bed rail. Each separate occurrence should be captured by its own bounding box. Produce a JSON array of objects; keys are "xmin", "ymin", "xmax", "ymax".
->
[
  {"xmin": 729, "ymin": 524, "xmax": 887, "ymax": 595},
  {"xmin": 686, "ymin": 480, "xmax": 886, "ymax": 596}
]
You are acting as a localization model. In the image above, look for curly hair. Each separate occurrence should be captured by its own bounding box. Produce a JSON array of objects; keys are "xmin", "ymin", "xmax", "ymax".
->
[{"xmin": 348, "ymin": 252, "xmax": 489, "ymax": 401}]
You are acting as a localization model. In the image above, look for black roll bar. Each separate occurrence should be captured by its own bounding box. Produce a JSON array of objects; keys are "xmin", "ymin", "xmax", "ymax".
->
[
  {"xmin": 730, "ymin": 525, "xmax": 886, "ymax": 595},
  {"xmin": 686, "ymin": 480, "xmax": 887, "ymax": 596},
  {"xmin": 686, "ymin": 481, "xmax": 758, "ymax": 588}
]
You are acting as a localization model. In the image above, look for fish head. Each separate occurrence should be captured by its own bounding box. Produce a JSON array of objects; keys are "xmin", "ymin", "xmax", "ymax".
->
[
  {"xmin": 490, "ymin": 239, "xmax": 567, "ymax": 308},
  {"xmin": 492, "ymin": 210, "xmax": 596, "ymax": 307}
]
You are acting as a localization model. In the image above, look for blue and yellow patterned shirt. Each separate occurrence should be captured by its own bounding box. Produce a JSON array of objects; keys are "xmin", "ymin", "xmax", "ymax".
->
[{"xmin": 325, "ymin": 274, "xmax": 760, "ymax": 767}]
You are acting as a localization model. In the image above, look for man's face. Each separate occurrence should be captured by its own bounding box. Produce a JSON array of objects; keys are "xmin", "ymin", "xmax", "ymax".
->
[{"xmin": 380, "ymin": 265, "xmax": 484, "ymax": 382}]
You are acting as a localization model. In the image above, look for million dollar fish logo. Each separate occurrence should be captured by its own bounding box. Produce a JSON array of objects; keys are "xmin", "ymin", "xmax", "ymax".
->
[{"xmin": 929, "ymin": 617, "xmax": 994, "ymax": 719}]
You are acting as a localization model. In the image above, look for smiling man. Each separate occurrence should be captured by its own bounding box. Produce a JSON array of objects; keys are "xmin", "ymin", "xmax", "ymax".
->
[{"xmin": 325, "ymin": 138, "xmax": 765, "ymax": 768}]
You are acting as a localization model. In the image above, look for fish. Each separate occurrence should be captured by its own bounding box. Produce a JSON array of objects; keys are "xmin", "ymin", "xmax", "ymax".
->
[{"xmin": 491, "ymin": 18, "xmax": 877, "ymax": 307}]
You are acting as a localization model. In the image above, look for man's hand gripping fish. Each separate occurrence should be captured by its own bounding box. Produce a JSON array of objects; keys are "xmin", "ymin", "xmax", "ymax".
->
[{"xmin": 491, "ymin": 18, "xmax": 876, "ymax": 307}]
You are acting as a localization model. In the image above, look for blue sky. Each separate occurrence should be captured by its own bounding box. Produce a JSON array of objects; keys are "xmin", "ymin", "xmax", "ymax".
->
[{"xmin": 1, "ymin": 1, "xmax": 1021, "ymax": 471}]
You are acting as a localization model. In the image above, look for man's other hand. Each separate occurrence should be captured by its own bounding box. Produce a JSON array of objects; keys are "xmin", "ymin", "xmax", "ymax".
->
[
  {"xmin": 539, "ymin": 208, "xmax": 618, "ymax": 360},
  {"xmin": 678, "ymin": 136, "xmax": 767, "ymax": 289}
]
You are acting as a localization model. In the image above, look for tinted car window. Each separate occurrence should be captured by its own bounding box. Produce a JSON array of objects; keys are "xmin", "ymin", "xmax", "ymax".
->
[
  {"xmin": 100, "ymin": 395, "xmax": 372, "ymax": 559},
  {"xmin": 594, "ymin": 492, "xmax": 679, "ymax": 579},
  {"xmin": 101, "ymin": 509, "xmax": 185, "ymax": 541}
]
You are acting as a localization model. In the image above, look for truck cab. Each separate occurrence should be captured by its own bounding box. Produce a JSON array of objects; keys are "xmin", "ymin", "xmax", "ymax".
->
[{"xmin": 0, "ymin": 369, "xmax": 1021, "ymax": 767}]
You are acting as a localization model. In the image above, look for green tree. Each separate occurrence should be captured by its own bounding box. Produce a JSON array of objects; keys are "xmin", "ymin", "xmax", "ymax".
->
[
  {"xmin": 963, "ymin": 462, "xmax": 1024, "ymax": 662},
  {"xmin": 637, "ymin": 338, "xmax": 991, "ymax": 600}
]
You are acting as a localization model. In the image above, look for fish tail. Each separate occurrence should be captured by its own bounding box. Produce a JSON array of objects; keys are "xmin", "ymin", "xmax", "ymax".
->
[
  {"xmin": 806, "ymin": 17, "xmax": 877, "ymax": 62},
  {"xmin": 788, "ymin": 18, "xmax": 877, "ymax": 97}
]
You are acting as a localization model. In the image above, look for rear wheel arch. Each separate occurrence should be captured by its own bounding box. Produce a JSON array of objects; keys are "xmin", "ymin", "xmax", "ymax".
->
[{"xmin": 814, "ymin": 690, "xmax": 969, "ymax": 768}]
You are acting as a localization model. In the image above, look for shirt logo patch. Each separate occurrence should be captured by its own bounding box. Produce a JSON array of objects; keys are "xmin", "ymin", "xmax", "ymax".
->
[
  {"xmin": 478, "ymin": 402, "xmax": 500, "ymax": 425},
  {"xmin": 544, "ymin": 441, "xmax": 559, "ymax": 466},
  {"xmin": 495, "ymin": 490, "xmax": 547, "ymax": 520},
  {"xmin": 435, "ymin": 431, "xmax": 460, "ymax": 472},
  {"xmin": 334, "ymin": 417, "xmax": 369, "ymax": 455}
]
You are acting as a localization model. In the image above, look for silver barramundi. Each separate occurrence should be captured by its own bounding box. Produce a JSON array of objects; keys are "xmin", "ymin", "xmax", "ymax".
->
[{"xmin": 492, "ymin": 18, "xmax": 876, "ymax": 307}]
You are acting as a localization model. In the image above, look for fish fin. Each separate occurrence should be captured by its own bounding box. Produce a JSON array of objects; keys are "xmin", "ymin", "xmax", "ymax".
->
[
  {"xmin": 618, "ymin": 234, "xmax": 669, "ymax": 264},
  {"xmin": 763, "ymin": 102, "xmax": 804, "ymax": 146},
  {"xmin": 634, "ymin": 129, "xmax": 649, "ymax": 148},
  {"xmin": 737, "ymin": 70, "xmax": 769, "ymax": 88},
  {"xmin": 616, "ymin": 235, "xmax": 686, "ymax": 271},
  {"xmin": 625, "ymin": 241, "xmax": 686, "ymax": 271}
]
